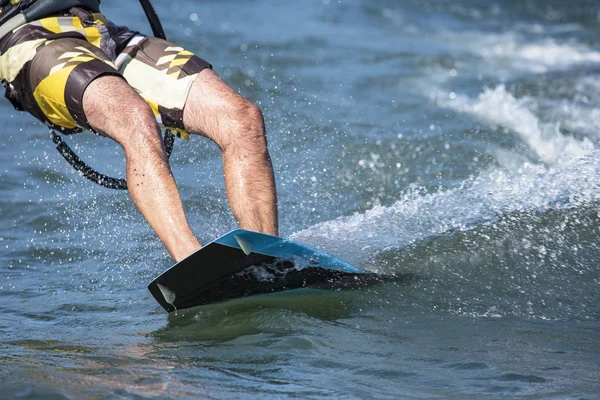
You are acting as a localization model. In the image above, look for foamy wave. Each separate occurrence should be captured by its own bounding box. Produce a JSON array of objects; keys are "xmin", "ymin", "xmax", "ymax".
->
[
  {"xmin": 479, "ymin": 38, "xmax": 600, "ymax": 73},
  {"xmin": 556, "ymin": 103, "xmax": 600, "ymax": 139},
  {"xmin": 291, "ymin": 152, "xmax": 600, "ymax": 268},
  {"xmin": 436, "ymin": 85, "xmax": 594, "ymax": 165},
  {"xmin": 442, "ymin": 30, "xmax": 600, "ymax": 75},
  {"xmin": 513, "ymin": 22, "xmax": 583, "ymax": 35},
  {"xmin": 563, "ymin": 76, "xmax": 600, "ymax": 136}
]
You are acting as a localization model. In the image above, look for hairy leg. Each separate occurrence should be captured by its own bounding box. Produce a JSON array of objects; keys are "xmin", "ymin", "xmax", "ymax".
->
[
  {"xmin": 183, "ymin": 70, "xmax": 278, "ymax": 235},
  {"xmin": 83, "ymin": 75, "xmax": 201, "ymax": 261}
]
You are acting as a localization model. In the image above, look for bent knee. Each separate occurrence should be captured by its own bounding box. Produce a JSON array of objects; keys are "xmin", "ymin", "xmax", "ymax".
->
[
  {"xmin": 233, "ymin": 100, "xmax": 265, "ymax": 138},
  {"xmin": 184, "ymin": 70, "xmax": 268, "ymax": 150},
  {"xmin": 84, "ymin": 76, "xmax": 161, "ymax": 146},
  {"xmin": 223, "ymin": 99, "xmax": 268, "ymax": 152}
]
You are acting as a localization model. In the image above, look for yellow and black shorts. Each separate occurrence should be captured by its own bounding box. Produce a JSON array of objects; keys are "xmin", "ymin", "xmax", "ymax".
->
[{"xmin": 0, "ymin": 7, "xmax": 211, "ymax": 138}]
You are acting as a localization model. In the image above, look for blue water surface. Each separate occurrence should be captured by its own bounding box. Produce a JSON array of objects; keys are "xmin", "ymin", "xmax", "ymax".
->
[{"xmin": 1, "ymin": 0, "xmax": 599, "ymax": 398}]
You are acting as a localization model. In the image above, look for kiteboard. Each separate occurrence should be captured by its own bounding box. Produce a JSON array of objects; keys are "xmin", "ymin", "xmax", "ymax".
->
[{"xmin": 148, "ymin": 229, "xmax": 399, "ymax": 312}]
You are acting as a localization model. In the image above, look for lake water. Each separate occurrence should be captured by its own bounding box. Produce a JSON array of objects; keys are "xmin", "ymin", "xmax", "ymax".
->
[{"xmin": 1, "ymin": 0, "xmax": 599, "ymax": 398}]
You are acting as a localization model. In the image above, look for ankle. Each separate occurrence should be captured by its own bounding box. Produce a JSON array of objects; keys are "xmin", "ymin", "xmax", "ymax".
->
[{"xmin": 171, "ymin": 240, "xmax": 202, "ymax": 262}]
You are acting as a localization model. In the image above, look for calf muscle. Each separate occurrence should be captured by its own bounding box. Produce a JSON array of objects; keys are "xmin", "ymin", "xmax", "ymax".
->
[
  {"xmin": 183, "ymin": 70, "xmax": 279, "ymax": 236},
  {"xmin": 83, "ymin": 76, "xmax": 201, "ymax": 261}
]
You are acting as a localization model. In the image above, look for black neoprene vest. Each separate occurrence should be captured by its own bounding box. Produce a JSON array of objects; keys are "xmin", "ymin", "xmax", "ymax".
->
[{"xmin": 0, "ymin": 0, "xmax": 101, "ymax": 27}]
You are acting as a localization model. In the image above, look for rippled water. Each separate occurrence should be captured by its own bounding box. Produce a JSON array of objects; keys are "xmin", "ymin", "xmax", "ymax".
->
[{"xmin": 1, "ymin": 0, "xmax": 600, "ymax": 398}]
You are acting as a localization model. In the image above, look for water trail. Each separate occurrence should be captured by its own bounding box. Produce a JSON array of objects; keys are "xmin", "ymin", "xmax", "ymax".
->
[
  {"xmin": 291, "ymin": 152, "xmax": 600, "ymax": 269},
  {"xmin": 435, "ymin": 85, "xmax": 594, "ymax": 166}
]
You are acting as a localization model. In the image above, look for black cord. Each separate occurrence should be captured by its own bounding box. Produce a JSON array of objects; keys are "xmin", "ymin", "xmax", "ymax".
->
[{"xmin": 50, "ymin": 130, "xmax": 128, "ymax": 189}]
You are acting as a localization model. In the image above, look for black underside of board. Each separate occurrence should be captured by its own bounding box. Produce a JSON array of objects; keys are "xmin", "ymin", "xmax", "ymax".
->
[{"xmin": 148, "ymin": 241, "xmax": 416, "ymax": 312}]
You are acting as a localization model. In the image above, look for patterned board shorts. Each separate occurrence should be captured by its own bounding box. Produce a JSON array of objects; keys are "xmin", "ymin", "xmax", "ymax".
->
[{"xmin": 0, "ymin": 7, "xmax": 211, "ymax": 139}]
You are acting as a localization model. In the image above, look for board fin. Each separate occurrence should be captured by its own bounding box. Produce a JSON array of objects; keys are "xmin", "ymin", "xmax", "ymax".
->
[
  {"xmin": 234, "ymin": 234, "xmax": 253, "ymax": 255},
  {"xmin": 157, "ymin": 283, "xmax": 177, "ymax": 310}
]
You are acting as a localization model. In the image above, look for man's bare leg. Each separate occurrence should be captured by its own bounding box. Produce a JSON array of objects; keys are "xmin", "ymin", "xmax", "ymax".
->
[
  {"xmin": 183, "ymin": 70, "xmax": 279, "ymax": 235},
  {"xmin": 83, "ymin": 76, "xmax": 201, "ymax": 261}
]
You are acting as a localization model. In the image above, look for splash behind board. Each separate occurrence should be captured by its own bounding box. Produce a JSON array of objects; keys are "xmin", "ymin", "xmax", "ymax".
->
[{"xmin": 148, "ymin": 229, "xmax": 393, "ymax": 312}]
